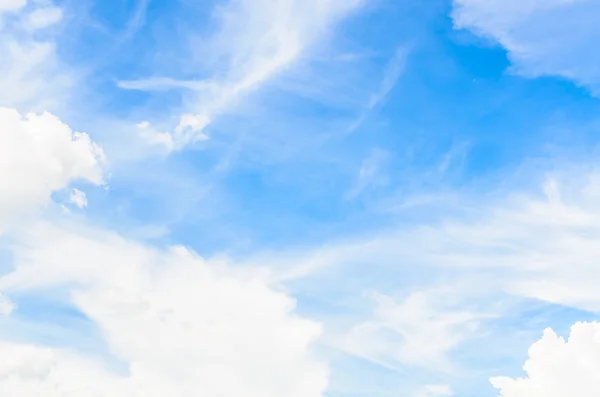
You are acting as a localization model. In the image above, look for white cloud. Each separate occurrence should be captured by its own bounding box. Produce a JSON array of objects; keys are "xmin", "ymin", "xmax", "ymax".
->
[
  {"xmin": 0, "ymin": 107, "xmax": 105, "ymax": 229},
  {"xmin": 452, "ymin": 0, "xmax": 600, "ymax": 93},
  {"xmin": 0, "ymin": 222, "xmax": 329, "ymax": 397},
  {"xmin": 0, "ymin": 343, "xmax": 126, "ymax": 396},
  {"xmin": 270, "ymin": 169, "xmax": 600, "ymax": 313},
  {"xmin": 22, "ymin": 5, "xmax": 62, "ymax": 30},
  {"xmin": 0, "ymin": 0, "xmax": 26, "ymax": 12},
  {"xmin": 135, "ymin": 121, "xmax": 176, "ymax": 152},
  {"xmin": 119, "ymin": 0, "xmax": 365, "ymax": 149},
  {"xmin": 69, "ymin": 188, "xmax": 88, "ymax": 209},
  {"xmin": 415, "ymin": 385, "xmax": 453, "ymax": 397},
  {"xmin": 491, "ymin": 322, "xmax": 600, "ymax": 397},
  {"xmin": 0, "ymin": 1, "xmax": 71, "ymax": 111},
  {"xmin": 337, "ymin": 291, "xmax": 484, "ymax": 370},
  {"xmin": 0, "ymin": 293, "xmax": 13, "ymax": 315}
]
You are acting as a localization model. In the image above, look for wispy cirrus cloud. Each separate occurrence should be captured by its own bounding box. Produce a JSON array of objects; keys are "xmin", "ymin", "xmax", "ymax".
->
[
  {"xmin": 0, "ymin": 0, "xmax": 72, "ymax": 112},
  {"xmin": 119, "ymin": 0, "xmax": 366, "ymax": 150},
  {"xmin": 264, "ymin": 164, "xmax": 600, "ymax": 312},
  {"xmin": 336, "ymin": 290, "xmax": 487, "ymax": 371},
  {"xmin": 349, "ymin": 46, "xmax": 409, "ymax": 131}
]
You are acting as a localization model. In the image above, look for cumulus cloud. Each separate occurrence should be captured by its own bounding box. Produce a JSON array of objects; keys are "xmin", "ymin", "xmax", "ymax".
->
[
  {"xmin": 491, "ymin": 321, "xmax": 600, "ymax": 397},
  {"xmin": 0, "ymin": 222, "xmax": 329, "ymax": 397},
  {"xmin": 0, "ymin": 107, "xmax": 105, "ymax": 228},
  {"xmin": 452, "ymin": 0, "xmax": 600, "ymax": 93},
  {"xmin": 119, "ymin": 0, "xmax": 365, "ymax": 149}
]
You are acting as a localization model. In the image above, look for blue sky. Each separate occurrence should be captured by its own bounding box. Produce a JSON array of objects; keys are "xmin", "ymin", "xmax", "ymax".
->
[{"xmin": 2, "ymin": 0, "xmax": 600, "ymax": 396}]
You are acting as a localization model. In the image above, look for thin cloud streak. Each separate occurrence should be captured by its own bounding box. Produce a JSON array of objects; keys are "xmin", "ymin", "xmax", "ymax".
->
[{"xmin": 118, "ymin": 0, "xmax": 366, "ymax": 150}]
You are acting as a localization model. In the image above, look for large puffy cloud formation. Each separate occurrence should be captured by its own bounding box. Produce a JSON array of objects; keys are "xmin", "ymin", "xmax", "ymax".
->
[
  {"xmin": 491, "ymin": 322, "xmax": 600, "ymax": 396},
  {"xmin": 0, "ymin": 107, "xmax": 104, "ymax": 227},
  {"xmin": 452, "ymin": 0, "xmax": 600, "ymax": 94},
  {"xmin": 0, "ymin": 223, "xmax": 329, "ymax": 397}
]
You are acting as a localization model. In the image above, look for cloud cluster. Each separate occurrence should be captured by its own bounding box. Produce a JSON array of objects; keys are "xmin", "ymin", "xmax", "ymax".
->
[
  {"xmin": 491, "ymin": 322, "xmax": 600, "ymax": 397},
  {"xmin": 0, "ymin": 222, "xmax": 329, "ymax": 396},
  {"xmin": 0, "ymin": 108, "xmax": 104, "ymax": 229}
]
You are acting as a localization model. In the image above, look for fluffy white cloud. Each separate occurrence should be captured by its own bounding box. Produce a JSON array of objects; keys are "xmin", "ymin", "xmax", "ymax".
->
[
  {"xmin": 452, "ymin": 0, "xmax": 600, "ymax": 93},
  {"xmin": 491, "ymin": 322, "xmax": 600, "ymax": 397},
  {"xmin": 0, "ymin": 222, "xmax": 329, "ymax": 397},
  {"xmin": 0, "ymin": 108, "xmax": 104, "ymax": 228}
]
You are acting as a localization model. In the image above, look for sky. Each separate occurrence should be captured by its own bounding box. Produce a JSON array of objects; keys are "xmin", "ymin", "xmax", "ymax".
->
[{"xmin": 2, "ymin": 0, "xmax": 600, "ymax": 396}]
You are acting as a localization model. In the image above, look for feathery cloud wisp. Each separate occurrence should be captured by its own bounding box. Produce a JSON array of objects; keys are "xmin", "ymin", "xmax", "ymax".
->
[{"xmin": 119, "ymin": 0, "xmax": 365, "ymax": 150}]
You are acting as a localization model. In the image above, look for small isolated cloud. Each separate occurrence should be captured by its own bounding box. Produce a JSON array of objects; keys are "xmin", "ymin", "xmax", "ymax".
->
[
  {"xmin": 452, "ymin": 0, "xmax": 600, "ymax": 94},
  {"xmin": 69, "ymin": 188, "xmax": 88, "ymax": 209},
  {"xmin": 491, "ymin": 322, "xmax": 600, "ymax": 397},
  {"xmin": 0, "ymin": 108, "xmax": 105, "ymax": 228}
]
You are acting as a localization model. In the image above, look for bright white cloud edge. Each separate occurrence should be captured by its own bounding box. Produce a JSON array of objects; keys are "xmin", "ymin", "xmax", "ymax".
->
[
  {"xmin": 491, "ymin": 322, "xmax": 600, "ymax": 397},
  {"xmin": 0, "ymin": 107, "xmax": 104, "ymax": 230}
]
